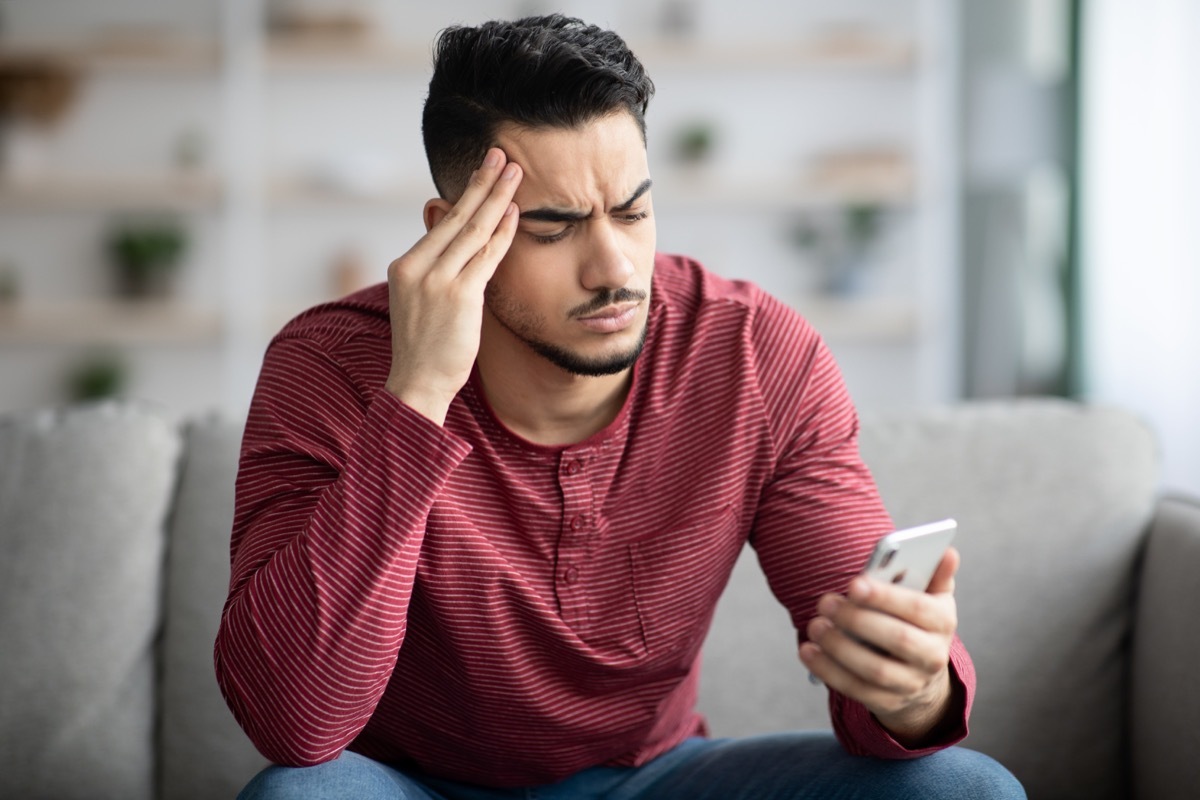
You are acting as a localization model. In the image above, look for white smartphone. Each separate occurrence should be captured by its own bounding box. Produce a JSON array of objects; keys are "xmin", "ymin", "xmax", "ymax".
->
[{"xmin": 861, "ymin": 518, "xmax": 958, "ymax": 592}]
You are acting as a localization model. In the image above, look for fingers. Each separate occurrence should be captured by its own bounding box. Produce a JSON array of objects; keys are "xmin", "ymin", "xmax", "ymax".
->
[
  {"xmin": 799, "ymin": 630, "xmax": 925, "ymax": 713},
  {"xmin": 808, "ymin": 593, "xmax": 951, "ymax": 673},
  {"xmin": 846, "ymin": 577, "xmax": 958, "ymax": 639},
  {"xmin": 416, "ymin": 148, "xmax": 523, "ymax": 276}
]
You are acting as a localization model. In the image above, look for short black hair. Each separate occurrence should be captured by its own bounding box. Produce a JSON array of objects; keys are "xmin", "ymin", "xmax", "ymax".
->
[{"xmin": 422, "ymin": 14, "xmax": 655, "ymax": 199}]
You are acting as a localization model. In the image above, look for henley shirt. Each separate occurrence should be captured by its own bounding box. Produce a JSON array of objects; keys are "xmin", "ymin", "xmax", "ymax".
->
[{"xmin": 216, "ymin": 252, "xmax": 974, "ymax": 787}]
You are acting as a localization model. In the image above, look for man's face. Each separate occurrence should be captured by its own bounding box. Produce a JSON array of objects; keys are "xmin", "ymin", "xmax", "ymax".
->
[{"xmin": 485, "ymin": 112, "xmax": 656, "ymax": 377}]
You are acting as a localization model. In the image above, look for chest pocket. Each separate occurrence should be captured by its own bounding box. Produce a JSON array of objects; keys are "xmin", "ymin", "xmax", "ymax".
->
[{"xmin": 627, "ymin": 504, "xmax": 744, "ymax": 664}]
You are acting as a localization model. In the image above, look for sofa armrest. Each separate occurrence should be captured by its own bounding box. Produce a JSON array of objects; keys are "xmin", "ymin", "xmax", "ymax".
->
[{"xmin": 1131, "ymin": 493, "xmax": 1200, "ymax": 800}]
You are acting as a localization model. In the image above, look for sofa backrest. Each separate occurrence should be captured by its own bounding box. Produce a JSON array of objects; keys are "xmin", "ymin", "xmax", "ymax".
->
[
  {"xmin": 0, "ymin": 404, "xmax": 181, "ymax": 800},
  {"xmin": 699, "ymin": 399, "xmax": 1160, "ymax": 800},
  {"xmin": 159, "ymin": 415, "xmax": 266, "ymax": 800},
  {"xmin": 0, "ymin": 399, "xmax": 1162, "ymax": 800}
]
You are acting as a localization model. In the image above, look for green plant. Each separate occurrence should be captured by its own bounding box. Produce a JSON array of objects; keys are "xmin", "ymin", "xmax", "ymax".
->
[
  {"xmin": 790, "ymin": 203, "xmax": 886, "ymax": 295},
  {"xmin": 106, "ymin": 219, "xmax": 187, "ymax": 298},
  {"xmin": 673, "ymin": 121, "xmax": 717, "ymax": 164},
  {"xmin": 66, "ymin": 351, "xmax": 129, "ymax": 402}
]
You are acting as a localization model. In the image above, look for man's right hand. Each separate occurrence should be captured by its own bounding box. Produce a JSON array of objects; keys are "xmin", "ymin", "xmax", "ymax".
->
[{"xmin": 384, "ymin": 148, "xmax": 523, "ymax": 424}]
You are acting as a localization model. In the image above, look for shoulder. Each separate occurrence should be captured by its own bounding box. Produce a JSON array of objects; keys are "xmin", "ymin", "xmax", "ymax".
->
[
  {"xmin": 651, "ymin": 252, "xmax": 823, "ymax": 366},
  {"xmin": 648, "ymin": 252, "xmax": 847, "ymax": 437},
  {"xmin": 272, "ymin": 283, "xmax": 391, "ymax": 352}
]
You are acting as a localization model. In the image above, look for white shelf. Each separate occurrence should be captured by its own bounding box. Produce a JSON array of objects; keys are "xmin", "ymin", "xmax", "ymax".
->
[
  {"xmin": 634, "ymin": 35, "xmax": 916, "ymax": 70},
  {"xmin": 264, "ymin": 35, "xmax": 430, "ymax": 72},
  {"xmin": 0, "ymin": 174, "xmax": 222, "ymax": 212},
  {"xmin": 653, "ymin": 167, "xmax": 914, "ymax": 211},
  {"xmin": 0, "ymin": 38, "xmax": 221, "ymax": 73},
  {"xmin": 267, "ymin": 176, "xmax": 429, "ymax": 209},
  {"xmin": 0, "ymin": 301, "xmax": 224, "ymax": 346},
  {"xmin": 787, "ymin": 295, "xmax": 920, "ymax": 343}
]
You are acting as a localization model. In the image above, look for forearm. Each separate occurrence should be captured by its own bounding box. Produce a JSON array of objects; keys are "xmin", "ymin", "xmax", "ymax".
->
[{"xmin": 216, "ymin": 389, "xmax": 471, "ymax": 765}]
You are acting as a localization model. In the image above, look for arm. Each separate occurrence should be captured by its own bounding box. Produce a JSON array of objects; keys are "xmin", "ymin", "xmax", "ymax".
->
[
  {"xmin": 215, "ymin": 149, "xmax": 523, "ymax": 766},
  {"xmin": 214, "ymin": 348, "xmax": 472, "ymax": 766},
  {"xmin": 748, "ymin": 309, "xmax": 972, "ymax": 757}
]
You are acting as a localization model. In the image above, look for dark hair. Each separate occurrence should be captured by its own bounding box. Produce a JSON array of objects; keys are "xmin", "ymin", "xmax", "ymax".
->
[{"xmin": 422, "ymin": 14, "xmax": 655, "ymax": 199}]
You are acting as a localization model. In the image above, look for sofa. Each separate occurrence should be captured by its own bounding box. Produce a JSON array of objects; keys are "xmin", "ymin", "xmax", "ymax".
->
[{"xmin": 1, "ymin": 398, "xmax": 1197, "ymax": 800}]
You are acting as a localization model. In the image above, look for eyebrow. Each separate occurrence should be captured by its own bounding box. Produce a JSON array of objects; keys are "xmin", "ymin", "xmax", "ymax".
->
[{"xmin": 519, "ymin": 178, "xmax": 653, "ymax": 224}]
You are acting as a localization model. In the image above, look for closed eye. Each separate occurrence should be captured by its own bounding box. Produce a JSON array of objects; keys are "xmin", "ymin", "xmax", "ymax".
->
[
  {"xmin": 529, "ymin": 227, "xmax": 571, "ymax": 244},
  {"xmin": 527, "ymin": 210, "xmax": 650, "ymax": 245}
]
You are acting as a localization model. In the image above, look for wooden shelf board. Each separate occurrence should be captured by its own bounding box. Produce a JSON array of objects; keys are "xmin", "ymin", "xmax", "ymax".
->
[
  {"xmin": 0, "ymin": 301, "xmax": 224, "ymax": 346},
  {"xmin": 0, "ymin": 174, "xmax": 222, "ymax": 212},
  {"xmin": 0, "ymin": 39, "xmax": 221, "ymax": 72},
  {"xmin": 634, "ymin": 37, "xmax": 916, "ymax": 70},
  {"xmin": 265, "ymin": 35, "xmax": 430, "ymax": 71}
]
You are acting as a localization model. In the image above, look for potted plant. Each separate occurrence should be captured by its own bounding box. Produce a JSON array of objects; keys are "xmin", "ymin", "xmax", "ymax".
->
[
  {"xmin": 106, "ymin": 219, "xmax": 188, "ymax": 299},
  {"xmin": 65, "ymin": 350, "xmax": 129, "ymax": 403},
  {"xmin": 790, "ymin": 203, "xmax": 885, "ymax": 295}
]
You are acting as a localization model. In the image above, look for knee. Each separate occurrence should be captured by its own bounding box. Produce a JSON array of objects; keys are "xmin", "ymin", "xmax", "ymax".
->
[
  {"xmin": 236, "ymin": 752, "xmax": 412, "ymax": 800},
  {"xmin": 901, "ymin": 747, "xmax": 1027, "ymax": 800}
]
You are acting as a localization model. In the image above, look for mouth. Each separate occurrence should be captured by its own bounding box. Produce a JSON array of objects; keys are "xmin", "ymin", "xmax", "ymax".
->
[{"xmin": 576, "ymin": 301, "xmax": 640, "ymax": 333}]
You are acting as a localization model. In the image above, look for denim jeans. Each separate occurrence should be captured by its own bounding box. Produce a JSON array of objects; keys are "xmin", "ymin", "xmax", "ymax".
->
[{"xmin": 238, "ymin": 732, "xmax": 1027, "ymax": 800}]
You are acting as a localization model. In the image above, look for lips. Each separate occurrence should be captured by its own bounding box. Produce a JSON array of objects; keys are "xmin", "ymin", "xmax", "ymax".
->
[{"xmin": 576, "ymin": 302, "xmax": 640, "ymax": 333}]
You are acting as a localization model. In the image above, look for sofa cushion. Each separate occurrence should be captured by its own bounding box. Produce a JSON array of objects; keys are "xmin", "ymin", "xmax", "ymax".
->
[
  {"xmin": 858, "ymin": 399, "xmax": 1158, "ymax": 800},
  {"xmin": 0, "ymin": 403, "xmax": 180, "ymax": 800},
  {"xmin": 159, "ymin": 415, "xmax": 266, "ymax": 800}
]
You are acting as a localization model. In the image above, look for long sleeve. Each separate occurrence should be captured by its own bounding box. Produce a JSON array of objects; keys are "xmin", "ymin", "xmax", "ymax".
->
[
  {"xmin": 214, "ymin": 336, "xmax": 472, "ymax": 766},
  {"xmin": 747, "ymin": 296, "xmax": 974, "ymax": 758}
]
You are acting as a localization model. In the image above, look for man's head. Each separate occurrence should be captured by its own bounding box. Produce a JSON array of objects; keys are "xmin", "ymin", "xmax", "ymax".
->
[
  {"xmin": 422, "ymin": 16, "xmax": 658, "ymax": 381},
  {"xmin": 422, "ymin": 14, "xmax": 654, "ymax": 201}
]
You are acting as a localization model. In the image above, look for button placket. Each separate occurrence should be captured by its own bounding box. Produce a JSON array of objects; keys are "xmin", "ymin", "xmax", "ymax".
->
[{"xmin": 556, "ymin": 450, "xmax": 594, "ymax": 626}]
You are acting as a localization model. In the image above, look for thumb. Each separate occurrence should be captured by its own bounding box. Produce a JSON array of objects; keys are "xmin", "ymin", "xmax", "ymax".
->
[{"xmin": 926, "ymin": 546, "xmax": 960, "ymax": 595}]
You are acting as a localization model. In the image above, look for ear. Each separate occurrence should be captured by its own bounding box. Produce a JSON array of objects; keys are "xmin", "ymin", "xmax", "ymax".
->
[{"xmin": 423, "ymin": 198, "xmax": 453, "ymax": 232}]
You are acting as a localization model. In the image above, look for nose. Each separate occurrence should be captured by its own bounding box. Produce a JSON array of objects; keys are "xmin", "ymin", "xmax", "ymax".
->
[{"xmin": 581, "ymin": 219, "xmax": 635, "ymax": 291}]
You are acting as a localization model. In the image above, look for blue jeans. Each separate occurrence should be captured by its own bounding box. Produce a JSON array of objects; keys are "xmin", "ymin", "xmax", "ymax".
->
[{"xmin": 238, "ymin": 732, "xmax": 1026, "ymax": 800}]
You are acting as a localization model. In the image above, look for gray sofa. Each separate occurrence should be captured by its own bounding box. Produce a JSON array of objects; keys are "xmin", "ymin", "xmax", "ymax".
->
[{"xmin": 1, "ymin": 399, "xmax": 1197, "ymax": 800}]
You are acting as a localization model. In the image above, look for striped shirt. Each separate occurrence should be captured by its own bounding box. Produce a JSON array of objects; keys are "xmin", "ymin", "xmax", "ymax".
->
[{"xmin": 216, "ymin": 252, "xmax": 974, "ymax": 787}]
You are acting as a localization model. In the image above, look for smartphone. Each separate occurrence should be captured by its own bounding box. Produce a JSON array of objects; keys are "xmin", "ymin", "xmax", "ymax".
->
[
  {"xmin": 806, "ymin": 518, "xmax": 958, "ymax": 686},
  {"xmin": 861, "ymin": 518, "xmax": 958, "ymax": 592}
]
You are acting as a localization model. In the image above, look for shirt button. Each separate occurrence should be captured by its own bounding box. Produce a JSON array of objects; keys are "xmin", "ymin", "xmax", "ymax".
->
[
  {"xmin": 564, "ymin": 459, "xmax": 583, "ymax": 475},
  {"xmin": 563, "ymin": 565, "xmax": 580, "ymax": 585},
  {"xmin": 570, "ymin": 515, "xmax": 586, "ymax": 531}
]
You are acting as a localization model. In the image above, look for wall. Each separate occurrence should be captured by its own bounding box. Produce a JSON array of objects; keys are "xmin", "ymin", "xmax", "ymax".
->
[{"xmin": 0, "ymin": 0, "xmax": 957, "ymax": 419}]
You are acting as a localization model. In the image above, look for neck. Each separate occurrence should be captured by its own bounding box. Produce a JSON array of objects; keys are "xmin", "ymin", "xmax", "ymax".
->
[{"xmin": 475, "ymin": 339, "xmax": 633, "ymax": 447}]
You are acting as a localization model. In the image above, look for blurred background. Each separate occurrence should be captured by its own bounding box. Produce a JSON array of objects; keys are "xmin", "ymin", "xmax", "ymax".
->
[{"xmin": 0, "ymin": 0, "xmax": 1195, "ymax": 495}]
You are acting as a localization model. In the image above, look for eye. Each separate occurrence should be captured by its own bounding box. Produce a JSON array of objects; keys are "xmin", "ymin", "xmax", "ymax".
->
[
  {"xmin": 619, "ymin": 210, "xmax": 650, "ymax": 225},
  {"xmin": 529, "ymin": 227, "xmax": 571, "ymax": 244}
]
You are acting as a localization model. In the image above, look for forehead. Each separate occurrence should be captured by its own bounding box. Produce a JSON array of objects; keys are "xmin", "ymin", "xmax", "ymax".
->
[{"xmin": 496, "ymin": 113, "xmax": 649, "ymax": 209}]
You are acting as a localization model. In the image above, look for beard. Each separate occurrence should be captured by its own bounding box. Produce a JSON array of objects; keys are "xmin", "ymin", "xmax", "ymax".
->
[{"xmin": 484, "ymin": 285, "xmax": 649, "ymax": 377}]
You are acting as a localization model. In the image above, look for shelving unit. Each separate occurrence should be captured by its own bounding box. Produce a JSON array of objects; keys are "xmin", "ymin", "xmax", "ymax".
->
[{"xmin": 0, "ymin": 0, "xmax": 959, "ymax": 416}]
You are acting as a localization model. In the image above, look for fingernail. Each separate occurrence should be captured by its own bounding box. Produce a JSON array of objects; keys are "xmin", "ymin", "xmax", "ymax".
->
[
  {"xmin": 809, "ymin": 617, "xmax": 832, "ymax": 639},
  {"xmin": 483, "ymin": 149, "xmax": 501, "ymax": 169},
  {"xmin": 502, "ymin": 163, "xmax": 519, "ymax": 180},
  {"xmin": 504, "ymin": 202, "xmax": 516, "ymax": 216},
  {"xmin": 849, "ymin": 578, "xmax": 871, "ymax": 600},
  {"xmin": 818, "ymin": 595, "xmax": 841, "ymax": 617}
]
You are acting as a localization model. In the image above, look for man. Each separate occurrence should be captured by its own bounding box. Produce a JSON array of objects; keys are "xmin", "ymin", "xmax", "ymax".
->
[{"xmin": 219, "ymin": 14, "xmax": 1025, "ymax": 800}]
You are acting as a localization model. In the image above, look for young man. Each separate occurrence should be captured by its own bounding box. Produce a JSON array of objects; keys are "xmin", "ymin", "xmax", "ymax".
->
[{"xmin": 219, "ymin": 15, "xmax": 1025, "ymax": 800}]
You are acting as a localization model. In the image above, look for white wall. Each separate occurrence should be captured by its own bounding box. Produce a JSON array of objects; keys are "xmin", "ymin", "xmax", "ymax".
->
[{"xmin": 1081, "ymin": 0, "xmax": 1200, "ymax": 494}]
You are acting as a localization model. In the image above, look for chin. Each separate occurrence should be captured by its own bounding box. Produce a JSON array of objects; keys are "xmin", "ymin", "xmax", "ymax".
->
[{"xmin": 534, "ymin": 327, "xmax": 648, "ymax": 377}]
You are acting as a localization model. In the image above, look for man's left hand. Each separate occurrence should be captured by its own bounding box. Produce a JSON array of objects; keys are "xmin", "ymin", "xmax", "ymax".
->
[{"xmin": 798, "ymin": 547, "xmax": 961, "ymax": 747}]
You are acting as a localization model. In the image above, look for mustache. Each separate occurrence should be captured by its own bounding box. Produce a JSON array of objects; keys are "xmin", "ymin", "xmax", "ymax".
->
[{"xmin": 568, "ymin": 287, "xmax": 648, "ymax": 318}]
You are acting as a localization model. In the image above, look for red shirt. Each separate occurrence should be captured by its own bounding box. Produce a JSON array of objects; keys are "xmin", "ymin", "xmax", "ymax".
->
[{"xmin": 216, "ymin": 253, "xmax": 974, "ymax": 787}]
